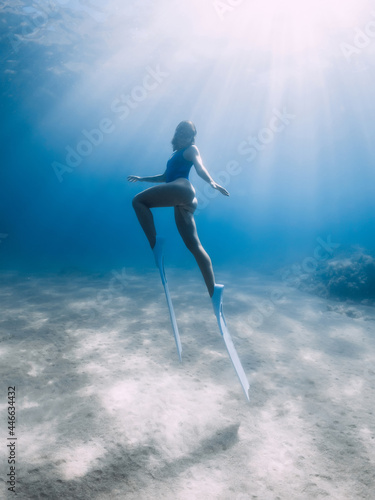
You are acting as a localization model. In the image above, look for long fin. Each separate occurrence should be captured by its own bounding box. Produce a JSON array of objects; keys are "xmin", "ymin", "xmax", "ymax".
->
[
  {"xmin": 153, "ymin": 236, "xmax": 182, "ymax": 362},
  {"xmin": 211, "ymin": 284, "xmax": 250, "ymax": 401}
]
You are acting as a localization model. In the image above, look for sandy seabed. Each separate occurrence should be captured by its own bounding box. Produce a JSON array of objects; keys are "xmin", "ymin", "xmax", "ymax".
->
[{"xmin": 0, "ymin": 267, "xmax": 374, "ymax": 500}]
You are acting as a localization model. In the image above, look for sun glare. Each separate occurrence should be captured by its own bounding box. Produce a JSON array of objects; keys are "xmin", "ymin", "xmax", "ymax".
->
[{"xmin": 191, "ymin": 0, "xmax": 370, "ymax": 55}]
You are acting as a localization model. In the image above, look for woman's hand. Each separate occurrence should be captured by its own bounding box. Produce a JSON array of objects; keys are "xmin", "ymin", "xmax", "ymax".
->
[
  {"xmin": 210, "ymin": 181, "xmax": 230, "ymax": 196},
  {"xmin": 127, "ymin": 175, "xmax": 142, "ymax": 183}
]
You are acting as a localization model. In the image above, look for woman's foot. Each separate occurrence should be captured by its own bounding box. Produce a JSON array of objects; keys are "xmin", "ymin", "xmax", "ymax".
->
[{"xmin": 211, "ymin": 283, "xmax": 224, "ymax": 320}]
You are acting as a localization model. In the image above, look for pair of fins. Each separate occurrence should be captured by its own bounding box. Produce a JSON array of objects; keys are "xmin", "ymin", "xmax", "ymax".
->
[{"xmin": 153, "ymin": 236, "xmax": 250, "ymax": 402}]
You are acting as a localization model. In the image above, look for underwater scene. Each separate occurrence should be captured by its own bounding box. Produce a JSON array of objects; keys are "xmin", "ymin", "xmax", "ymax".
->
[{"xmin": 1, "ymin": 1, "xmax": 375, "ymax": 498}]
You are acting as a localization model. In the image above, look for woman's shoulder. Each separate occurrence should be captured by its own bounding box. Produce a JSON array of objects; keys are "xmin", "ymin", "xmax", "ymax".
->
[{"xmin": 183, "ymin": 144, "xmax": 199, "ymax": 161}]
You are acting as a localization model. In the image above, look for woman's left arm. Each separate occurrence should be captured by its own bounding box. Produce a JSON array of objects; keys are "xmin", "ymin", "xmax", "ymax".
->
[{"xmin": 186, "ymin": 146, "xmax": 229, "ymax": 196}]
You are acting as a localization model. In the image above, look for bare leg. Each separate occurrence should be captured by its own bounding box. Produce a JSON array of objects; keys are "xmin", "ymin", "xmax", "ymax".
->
[
  {"xmin": 132, "ymin": 179, "xmax": 215, "ymax": 296},
  {"xmin": 174, "ymin": 205, "xmax": 215, "ymax": 297},
  {"xmin": 132, "ymin": 180, "xmax": 195, "ymax": 249},
  {"xmin": 132, "ymin": 193, "xmax": 157, "ymax": 248}
]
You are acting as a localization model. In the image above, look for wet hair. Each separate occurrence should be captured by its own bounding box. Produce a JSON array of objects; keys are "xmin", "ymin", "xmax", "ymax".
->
[{"xmin": 171, "ymin": 120, "xmax": 197, "ymax": 151}]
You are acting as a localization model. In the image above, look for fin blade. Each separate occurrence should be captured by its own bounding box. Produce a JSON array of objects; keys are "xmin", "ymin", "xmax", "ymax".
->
[
  {"xmin": 222, "ymin": 327, "xmax": 250, "ymax": 401},
  {"xmin": 154, "ymin": 236, "xmax": 182, "ymax": 361},
  {"xmin": 212, "ymin": 284, "xmax": 250, "ymax": 401},
  {"xmin": 159, "ymin": 264, "xmax": 182, "ymax": 361}
]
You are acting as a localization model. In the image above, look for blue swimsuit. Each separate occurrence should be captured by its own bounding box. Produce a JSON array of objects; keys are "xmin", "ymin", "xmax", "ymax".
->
[{"xmin": 165, "ymin": 147, "xmax": 193, "ymax": 183}]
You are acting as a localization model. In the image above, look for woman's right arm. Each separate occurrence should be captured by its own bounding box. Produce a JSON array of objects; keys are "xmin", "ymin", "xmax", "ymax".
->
[
  {"xmin": 186, "ymin": 146, "xmax": 229, "ymax": 196},
  {"xmin": 128, "ymin": 171, "xmax": 166, "ymax": 183}
]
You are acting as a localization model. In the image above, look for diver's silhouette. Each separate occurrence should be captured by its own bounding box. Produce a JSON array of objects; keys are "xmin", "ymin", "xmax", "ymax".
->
[
  {"xmin": 128, "ymin": 120, "xmax": 228, "ymax": 297},
  {"xmin": 128, "ymin": 121, "xmax": 249, "ymax": 400}
]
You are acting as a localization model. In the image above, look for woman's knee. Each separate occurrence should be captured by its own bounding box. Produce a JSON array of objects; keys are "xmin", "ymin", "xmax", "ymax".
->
[
  {"xmin": 132, "ymin": 193, "xmax": 146, "ymax": 209},
  {"xmin": 189, "ymin": 196, "xmax": 198, "ymax": 212},
  {"xmin": 132, "ymin": 195, "xmax": 139, "ymax": 210},
  {"xmin": 175, "ymin": 198, "xmax": 197, "ymax": 220}
]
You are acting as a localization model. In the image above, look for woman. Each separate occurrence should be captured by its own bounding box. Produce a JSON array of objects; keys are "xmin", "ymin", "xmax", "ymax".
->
[
  {"xmin": 127, "ymin": 120, "xmax": 229, "ymax": 297},
  {"xmin": 128, "ymin": 122, "xmax": 250, "ymax": 399}
]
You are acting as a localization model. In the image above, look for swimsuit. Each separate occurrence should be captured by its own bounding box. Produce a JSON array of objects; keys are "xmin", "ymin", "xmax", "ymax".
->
[{"xmin": 165, "ymin": 147, "xmax": 193, "ymax": 183}]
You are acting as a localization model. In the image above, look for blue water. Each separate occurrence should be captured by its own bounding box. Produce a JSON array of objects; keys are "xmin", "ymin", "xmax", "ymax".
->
[
  {"xmin": 2, "ymin": 7, "xmax": 375, "ymax": 498},
  {"xmin": 1, "ymin": 0, "xmax": 374, "ymax": 279}
]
